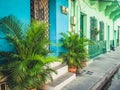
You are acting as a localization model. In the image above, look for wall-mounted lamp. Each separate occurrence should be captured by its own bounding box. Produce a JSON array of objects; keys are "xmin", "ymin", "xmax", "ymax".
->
[{"xmin": 61, "ymin": 6, "xmax": 69, "ymax": 14}]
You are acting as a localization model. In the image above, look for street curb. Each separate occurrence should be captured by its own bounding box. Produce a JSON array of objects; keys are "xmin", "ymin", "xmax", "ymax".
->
[{"xmin": 90, "ymin": 64, "xmax": 120, "ymax": 90}]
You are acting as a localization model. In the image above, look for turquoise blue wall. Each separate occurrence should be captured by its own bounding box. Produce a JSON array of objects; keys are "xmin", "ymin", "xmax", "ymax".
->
[
  {"xmin": 49, "ymin": 0, "xmax": 68, "ymax": 56},
  {"xmin": 49, "ymin": 0, "xmax": 57, "ymax": 55},
  {"xmin": 0, "ymin": 0, "xmax": 68, "ymax": 55},
  {"xmin": 0, "ymin": 0, "xmax": 30, "ymax": 52}
]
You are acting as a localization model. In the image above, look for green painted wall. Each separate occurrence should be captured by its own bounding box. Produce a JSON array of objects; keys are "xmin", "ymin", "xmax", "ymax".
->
[{"xmin": 69, "ymin": 0, "xmax": 80, "ymax": 33}]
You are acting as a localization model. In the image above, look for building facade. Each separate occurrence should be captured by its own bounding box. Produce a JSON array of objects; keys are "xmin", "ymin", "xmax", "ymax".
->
[
  {"xmin": 69, "ymin": 0, "xmax": 120, "ymax": 58},
  {"xmin": 0, "ymin": 0, "xmax": 69, "ymax": 56},
  {"xmin": 0, "ymin": 0, "xmax": 120, "ymax": 58}
]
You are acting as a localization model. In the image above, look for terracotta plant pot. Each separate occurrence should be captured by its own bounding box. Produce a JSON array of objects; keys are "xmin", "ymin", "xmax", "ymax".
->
[
  {"xmin": 68, "ymin": 66, "xmax": 77, "ymax": 73},
  {"xmin": 31, "ymin": 89, "xmax": 36, "ymax": 90},
  {"xmin": 82, "ymin": 61, "xmax": 87, "ymax": 67},
  {"xmin": 29, "ymin": 88, "xmax": 36, "ymax": 90}
]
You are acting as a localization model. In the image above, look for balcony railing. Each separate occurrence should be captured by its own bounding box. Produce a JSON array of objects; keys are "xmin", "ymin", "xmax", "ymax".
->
[{"xmin": 89, "ymin": 41, "xmax": 106, "ymax": 58}]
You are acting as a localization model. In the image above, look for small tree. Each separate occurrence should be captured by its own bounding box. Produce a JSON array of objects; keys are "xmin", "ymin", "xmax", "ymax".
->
[
  {"xmin": 60, "ymin": 31, "xmax": 90, "ymax": 69},
  {"xmin": 0, "ymin": 15, "xmax": 57, "ymax": 90}
]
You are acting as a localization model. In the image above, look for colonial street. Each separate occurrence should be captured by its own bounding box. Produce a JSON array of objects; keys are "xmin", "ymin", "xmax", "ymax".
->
[{"xmin": 62, "ymin": 46, "xmax": 120, "ymax": 90}]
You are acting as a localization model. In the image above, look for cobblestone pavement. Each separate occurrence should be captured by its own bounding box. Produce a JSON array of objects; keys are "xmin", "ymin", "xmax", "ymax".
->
[{"xmin": 62, "ymin": 46, "xmax": 120, "ymax": 90}]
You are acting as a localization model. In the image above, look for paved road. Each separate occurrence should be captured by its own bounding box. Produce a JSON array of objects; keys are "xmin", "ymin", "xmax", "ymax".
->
[{"xmin": 62, "ymin": 46, "xmax": 120, "ymax": 90}]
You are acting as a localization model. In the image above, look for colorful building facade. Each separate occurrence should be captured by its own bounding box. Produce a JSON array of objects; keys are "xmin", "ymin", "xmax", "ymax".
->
[
  {"xmin": 0, "ymin": 0, "xmax": 120, "ymax": 57},
  {"xmin": 69, "ymin": 0, "xmax": 120, "ymax": 58},
  {"xmin": 0, "ymin": 0, "xmax": 69, "ymax": 56}
]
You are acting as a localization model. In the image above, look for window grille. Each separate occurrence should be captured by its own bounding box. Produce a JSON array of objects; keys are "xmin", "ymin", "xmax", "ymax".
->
[
  {"xmin": 30, "ymin": 0, "xmax": 49, "ymax": 23},
  {"xmin": 90, "ymin": 16, "xmax": 97, "ymax": 41},
  {"xmin": 30, "ymin": 0, "xmax": 49, "ymax": 49},
  {"xmin": 99, "ymin": 21, "xmax": 104, "ymax": 41}
]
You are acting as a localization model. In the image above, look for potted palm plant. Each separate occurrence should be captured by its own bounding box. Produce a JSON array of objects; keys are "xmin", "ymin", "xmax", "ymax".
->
[
  {"xmin": 60, "ymin": 31, "xmax": 90, "ymax": 73},
  {"xmin": 0, "ymin": 15, "xmax": 58, "ymax": 90}
]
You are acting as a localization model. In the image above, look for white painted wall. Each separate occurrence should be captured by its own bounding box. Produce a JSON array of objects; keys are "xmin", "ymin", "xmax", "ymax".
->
[
  {"xmin": 114, "ymin": 19, "xmax": 120, "ymax": 30},
  {"xmin": 78, "ymin": 0, "xmax": 114, "ymax": 41}
]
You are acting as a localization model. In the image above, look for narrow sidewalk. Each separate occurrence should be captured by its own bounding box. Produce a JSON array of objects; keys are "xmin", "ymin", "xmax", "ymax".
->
[{"xmin": 62, "ymin": 46, "xmax": 120, "ymax": 90}]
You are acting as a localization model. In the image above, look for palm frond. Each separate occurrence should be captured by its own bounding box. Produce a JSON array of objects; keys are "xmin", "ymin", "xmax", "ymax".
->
[
  {"xmin": 25, "ymin": 20, "xmax": 49, "ymax": 56},
  {"xmin": 0, "ymin": 15, "xmax": 24, "ymax": 40}
]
